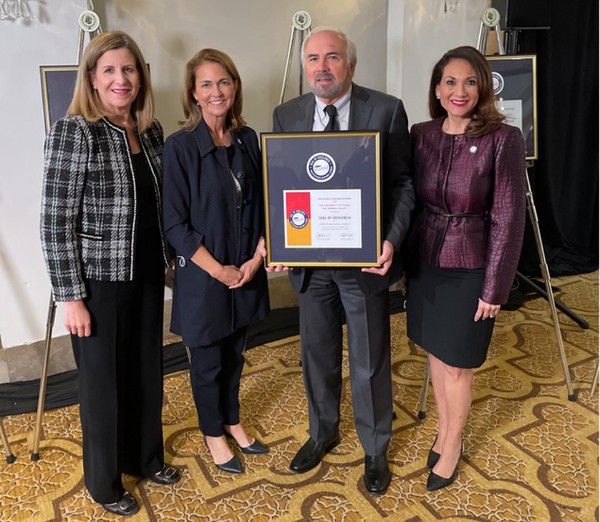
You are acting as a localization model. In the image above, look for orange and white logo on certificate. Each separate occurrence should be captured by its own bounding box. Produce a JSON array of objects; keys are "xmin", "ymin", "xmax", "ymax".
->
[{"xmin": 285, "ymin": 191, "xmax": 312, "ymax": 246}]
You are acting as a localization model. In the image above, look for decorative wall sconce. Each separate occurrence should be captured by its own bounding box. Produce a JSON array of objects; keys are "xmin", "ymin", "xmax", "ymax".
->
[
  {"xmin": 0, "ymin": 0, "xmax": 32, "ymax": 22},
  {"xmin": 444, "ymin": 0, "xmax": 459, "ymax": 13}
]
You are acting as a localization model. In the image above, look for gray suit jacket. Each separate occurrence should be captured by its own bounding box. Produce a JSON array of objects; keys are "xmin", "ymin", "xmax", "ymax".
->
[{"xmin": 272, "ymin": 83, "xmax": 414, "ymax": 295}]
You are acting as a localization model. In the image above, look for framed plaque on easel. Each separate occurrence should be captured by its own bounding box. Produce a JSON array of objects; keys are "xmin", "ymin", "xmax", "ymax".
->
[
  {"xmin": 39, "ymin": 65, "xmax": 78, "ymax": 132},
  {"xmin": 486, "ymin": 54, "xmax": 538, "ymax": 160}
]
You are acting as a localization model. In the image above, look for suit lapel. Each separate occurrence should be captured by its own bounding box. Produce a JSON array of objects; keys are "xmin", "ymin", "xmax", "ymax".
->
[
  {"xmin": 295, "ymin": 95, "xmax": 316, "ymax": 132},
  {"xmin": 349, "ymin": 84, "xmax": 373, "ymax": 131}
]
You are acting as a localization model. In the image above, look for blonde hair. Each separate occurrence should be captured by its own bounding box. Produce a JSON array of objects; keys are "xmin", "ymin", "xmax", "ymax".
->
[
  {"xmin": 67, "ymin": 31, "xmax": 155, "ymax": 131},
  {"xmin": 179, "ymin": 48, "xmax": 245, "ymax": 131}
]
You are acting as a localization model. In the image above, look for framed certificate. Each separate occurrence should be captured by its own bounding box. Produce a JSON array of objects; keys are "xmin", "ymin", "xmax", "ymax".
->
[
  {"xmin": 486, "ymin": 54, "xmax": 538, "ymax": 160},
  {"xmin": 40, "ymin": 65, "xmax": 78, "ymax": 132},
  {"xmin": 261, "ymin": 131, "xmax": 381, "ymax": 267}
]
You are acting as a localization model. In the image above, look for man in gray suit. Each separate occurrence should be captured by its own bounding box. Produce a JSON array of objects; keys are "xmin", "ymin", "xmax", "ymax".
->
[{"xmin": 271, "ymin": 27, "xmax": 414, "ymax": 494}]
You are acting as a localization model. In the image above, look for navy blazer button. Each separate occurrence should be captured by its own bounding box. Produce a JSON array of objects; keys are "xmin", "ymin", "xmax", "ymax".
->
[{"xmin": 237, "ymin": 171, "xmax": 245, "ymax": 179}]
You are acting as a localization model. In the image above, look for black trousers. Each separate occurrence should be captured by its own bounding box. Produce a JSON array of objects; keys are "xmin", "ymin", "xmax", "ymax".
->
[
  {"xmin": 72, "ymin": 233, "xmax": 165, "ymax": 504},
  {"xmin": 188, "ymin": 328, "xmax": 247, "ymax": 436},
  {"xmin": 297, "ymin": 268, "xmax": 392, "ymax": 456}
]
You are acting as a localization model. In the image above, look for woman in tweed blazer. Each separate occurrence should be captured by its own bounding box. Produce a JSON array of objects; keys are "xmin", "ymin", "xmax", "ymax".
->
[{"xmin": 40, "ymin": 31, "xmax": 180, "ymax": 516}]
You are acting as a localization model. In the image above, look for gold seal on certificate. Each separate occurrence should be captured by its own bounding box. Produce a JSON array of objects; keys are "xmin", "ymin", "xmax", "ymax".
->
[{"xmin": 262, "ymin": 132, "xmax": 381, "ymax": 267}]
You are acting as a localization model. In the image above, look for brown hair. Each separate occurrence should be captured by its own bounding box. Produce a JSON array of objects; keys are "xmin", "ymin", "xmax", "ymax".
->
[
  {"xmin": 179, "ymin": 48, "xmax": 245, "ymax": 131},
  {"xmin": 428, "ymin": 45, "xmax": 504, "ymax": 137},
  {"xmin": 67, "ymin": 31, "xmax": 155, "ymax": 131}
]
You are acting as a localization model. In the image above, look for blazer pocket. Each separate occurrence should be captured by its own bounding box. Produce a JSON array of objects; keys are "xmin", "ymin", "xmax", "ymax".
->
[{"xmin": 77, "ymin": 231, "xmax": 104, "ymax": 240}]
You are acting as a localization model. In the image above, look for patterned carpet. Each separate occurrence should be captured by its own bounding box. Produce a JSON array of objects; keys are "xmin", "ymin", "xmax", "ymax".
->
[{"xmin": 0, "ymin": 272, "xmax": 597, "ymax": 521}]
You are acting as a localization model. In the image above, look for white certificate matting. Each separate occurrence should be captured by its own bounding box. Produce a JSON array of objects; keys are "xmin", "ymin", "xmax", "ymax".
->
[{"xmin": 284, "ymin": 189, "xmax": 362, "ymax": 248}]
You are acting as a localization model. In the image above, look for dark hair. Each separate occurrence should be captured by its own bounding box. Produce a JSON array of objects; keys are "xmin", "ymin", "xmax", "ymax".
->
[
  {"xmin": 428, "ymin": 45, "xmax": 504, "ymax": 137},
  {"xmin": 179, "ymin": 48, "xmax": 245, "ymax": 131},
  {"xmin": 68, "ymin": 31, "xmax": 154, "ymax": 131}
]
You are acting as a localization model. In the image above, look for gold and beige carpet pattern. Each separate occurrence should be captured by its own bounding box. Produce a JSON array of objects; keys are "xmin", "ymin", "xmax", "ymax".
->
[{"xmin": 0, "ymin": 272, "xmax": 598, "ymax": 521}]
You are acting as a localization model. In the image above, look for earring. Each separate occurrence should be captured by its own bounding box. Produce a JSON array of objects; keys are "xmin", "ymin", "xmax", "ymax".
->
[{"xmin": 436, "ymin": 95, "xmax": 440, "ymax": 100}]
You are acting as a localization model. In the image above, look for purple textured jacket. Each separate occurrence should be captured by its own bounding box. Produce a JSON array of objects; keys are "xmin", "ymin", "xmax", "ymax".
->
[{"xmin": 410, "ymin": 117, "xmax": 526, "ymax": 304}]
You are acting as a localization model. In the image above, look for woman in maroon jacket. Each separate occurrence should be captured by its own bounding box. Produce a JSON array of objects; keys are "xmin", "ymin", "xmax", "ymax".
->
[{"xmin": 406, "ymin": 46, "xmax": 526, "ymax": 491}]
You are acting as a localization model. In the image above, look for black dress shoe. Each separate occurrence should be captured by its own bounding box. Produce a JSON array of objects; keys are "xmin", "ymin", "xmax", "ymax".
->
[
  {"xmin": 102, "ymin": 492, "xmax": 139, "ymax": 516},
  {"xmin": 240, "ymin": 438, "xmax": 269, "ymax": 455},
  {"xmin": 289, "ymin": 436, "xmax": 340, "ymax": 473},
  {"xmin": 364, "ymin": 455, "xmax": 391, "ymax": 494},
  {"xmin": 215, "ymin": 455, "xmax": 244, "ymax": 474},
  {"xmin": 427, "ymin": 435, "xmax": 440, "ymax": 469},
  {"xmin": 149, "ymin": 464, "xmax": 181, "ymax": 485}
]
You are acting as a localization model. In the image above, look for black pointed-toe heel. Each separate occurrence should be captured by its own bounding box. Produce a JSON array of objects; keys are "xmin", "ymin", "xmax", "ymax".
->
[
  {"xmin": 240, "ymin": 438, "xmax": 268, "ymax": 455},
  {"xmin": 427, "ymin": 435, "xmax": 440, "ymax": 469},
  {"xmin": 204, "ymin": 435, "xmax": 244, "ymax": 474},
  {"xmin": 215, "ymin": 455, "xmax": 243, "ymax": 474},
  {"xmin": 426, "ymin": 467, "xmax": 457, "ymax": 491},
  {"xmin": 426, "ymin": 443, "xmax": 462, "ymax": 491}
]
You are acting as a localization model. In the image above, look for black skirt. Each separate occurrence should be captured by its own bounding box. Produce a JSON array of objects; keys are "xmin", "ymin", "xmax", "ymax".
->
[{"xmin": 406, "ymin": 262, "xmax": 495, "ymax": 369}]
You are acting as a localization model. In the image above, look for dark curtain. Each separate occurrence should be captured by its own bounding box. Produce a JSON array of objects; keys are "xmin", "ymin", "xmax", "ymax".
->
[{"xmin": 516, "ymin": 0, "xmax": 599, "ymax": 276}]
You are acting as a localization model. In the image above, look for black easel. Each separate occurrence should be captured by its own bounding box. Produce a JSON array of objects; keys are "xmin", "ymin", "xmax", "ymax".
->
[{"xmin": 514, "ymin": 271, "xmax": 589, "ymax": 329}]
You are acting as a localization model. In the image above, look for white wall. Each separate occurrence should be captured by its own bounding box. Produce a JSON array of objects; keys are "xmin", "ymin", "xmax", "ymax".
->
[
  {"xmin": 387, "ymin": 0, "xmax": 490, "ymax": 126},
  {"xmin": 0, "ymin": 0, "xmax": 388, "ymax": 349},
  {"xmin": 0, "ymin": 0, "xmax": 493, "ymax": 350},
  {"xmin": 0, "ymin": 1, "xmax": 88, "ymax": 349},
  {"xmin": 99, "ymin": 0, "xmax": 389, "ymax": 137}
]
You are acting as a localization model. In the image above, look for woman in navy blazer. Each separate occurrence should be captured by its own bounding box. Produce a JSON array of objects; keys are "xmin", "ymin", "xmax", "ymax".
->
[{"xmin": 163, "ymin": 49, "xmax": 269, "ymax": 474}]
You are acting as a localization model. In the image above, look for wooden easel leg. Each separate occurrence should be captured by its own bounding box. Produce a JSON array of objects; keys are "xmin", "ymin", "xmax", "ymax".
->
[
  {"xmin": 524, "ymin": 170, "xmax": 576, "ymax": 401},
  {"xmin": 590, "ymin": 359, "xmax": 599, "ymax": 398},
  {"xmin": 0, "ymin": 419, "xmax": 16, "ymax": 463},
  {"xmin": 31, "ymin": 293, "xmax": 56, "ymax": 461}
]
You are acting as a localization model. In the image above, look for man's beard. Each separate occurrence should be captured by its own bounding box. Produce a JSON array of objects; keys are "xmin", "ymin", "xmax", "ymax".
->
[{"xmin": 310, "ymin": 72, "xmax": 346, "ymax": 100}]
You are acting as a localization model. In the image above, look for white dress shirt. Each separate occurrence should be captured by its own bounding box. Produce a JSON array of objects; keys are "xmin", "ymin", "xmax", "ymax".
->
[{"xmin": 312, "ymin": 88, "xmax": 352, "ymax": 131}]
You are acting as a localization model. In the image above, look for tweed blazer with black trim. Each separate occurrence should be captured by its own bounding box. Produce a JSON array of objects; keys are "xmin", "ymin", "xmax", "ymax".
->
[{"xmin": 40, "ymin": 115, "xmax": 169, "ymax": 302}]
